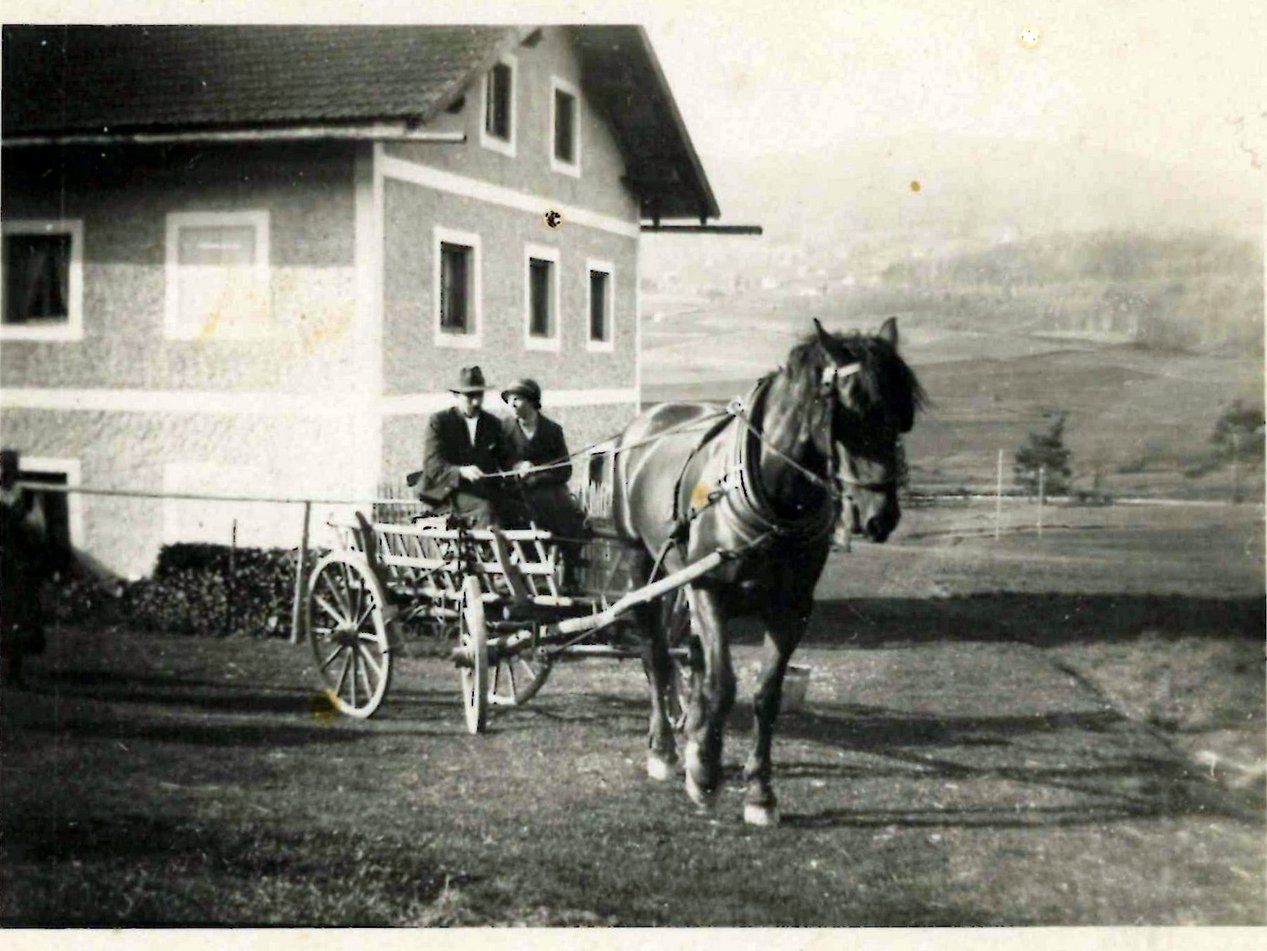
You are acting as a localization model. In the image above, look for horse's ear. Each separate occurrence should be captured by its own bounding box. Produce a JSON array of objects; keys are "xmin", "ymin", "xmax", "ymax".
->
[
  {"xmin": 813, "ymin": 318, "xmax": 833, "ymax": 351},
  {"xmin": 878, "ymin": 316, "xmax": 899, "ymax": 348}
]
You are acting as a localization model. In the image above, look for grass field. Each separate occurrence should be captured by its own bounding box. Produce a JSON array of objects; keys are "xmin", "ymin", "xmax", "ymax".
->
[{"xmin": 1, "ymin": 501, "xmax": 1262, "ymax": 926}]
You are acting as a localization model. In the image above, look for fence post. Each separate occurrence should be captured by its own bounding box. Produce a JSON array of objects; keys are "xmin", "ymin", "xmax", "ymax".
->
[
  {"xmin": 290, "ymin": 501, "xmax": 312, "ymax": 645},
  {"xmin": 225, "ymin": 519, "xmax": 237, "ymax": 637},
  {"xmin": 1037, "ymin": 465, "xmax": 1046, "ymax": 538},
  {"xmin": 994, "ymin": 449, "xmax": 1004, "ymax": 540}
]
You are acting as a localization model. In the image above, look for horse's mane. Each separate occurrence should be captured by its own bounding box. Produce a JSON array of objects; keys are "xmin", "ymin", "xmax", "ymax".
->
[{"xmin": 782, "ymin": 327, "xmax": 927, "ymax": 432}]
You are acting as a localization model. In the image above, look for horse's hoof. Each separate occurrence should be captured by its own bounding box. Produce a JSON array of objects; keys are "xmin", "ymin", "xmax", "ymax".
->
[
  {"xmin": 684, "ymin": 772, "xmax": 718, "ymax": 811},
  {"xmin": 646, "ymin": 753, "xmax": 678, "ymax": 782},
  {"xmin": 743, "ymin": 802, "xmax": 781, "ymax": 827}
]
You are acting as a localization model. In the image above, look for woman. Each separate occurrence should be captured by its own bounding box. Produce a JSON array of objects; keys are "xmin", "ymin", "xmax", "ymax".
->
[{"xmin": 500, "ymin": 379, "xmax": 587, "ymax": 540}]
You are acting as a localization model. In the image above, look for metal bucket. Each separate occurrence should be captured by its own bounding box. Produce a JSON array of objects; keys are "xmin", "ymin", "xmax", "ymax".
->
[{"xmin": 782, "ymin": 664, "xmax": 812, "ymax": 712}]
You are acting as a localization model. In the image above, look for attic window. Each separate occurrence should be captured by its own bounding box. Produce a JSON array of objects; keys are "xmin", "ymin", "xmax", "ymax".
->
[
  {"xmin": 480, "ymin": 56, "xmax": 516, "ymax": 157},
  {"xmin": 550, "ymin": 77, "xmax": 581, "ymax": 176}
]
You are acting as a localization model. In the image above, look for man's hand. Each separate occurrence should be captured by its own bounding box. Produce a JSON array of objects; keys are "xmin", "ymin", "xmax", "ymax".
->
[
  {"xmin": 458, "ymin": 465, "xmax": 485, "ymax": 482},
  {"xmin": 514, "ymin": 461, "xmax": 533, "ymax": 478}
]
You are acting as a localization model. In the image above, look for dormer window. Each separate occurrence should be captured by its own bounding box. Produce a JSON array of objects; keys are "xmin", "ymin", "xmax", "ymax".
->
[
  {"xmin": 480, "ymin": 55, "xmax": 516, "ymax": 157},
  {"xmin": 550, "ymin": 77, "xmax": 581, "ymax": 176}
]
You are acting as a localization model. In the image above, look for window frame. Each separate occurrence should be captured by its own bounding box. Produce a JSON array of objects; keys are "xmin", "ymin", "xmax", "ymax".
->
[
  {"xmin": 479, "ymin": 53, "xmax": 518, "ymax": 158},
  {"xmin": 585, "ymin": 258, "xmax": 615, "ymax": 352},
  {"xmin": 163, "ymin": 209, "xmax": 271, "ymax": 341},
  {"xmin": 433, "ymin": 226, "xmax": 483, "ymax": 350},
  {"xmin": 523, "ymin": 243, "xmax": 561, "ymax": 353},
  {"xmin": 19, "ymin": 456, "xmax": 83, "ymax": 550},
  {"xmin": 549, "ymin": 76, "xmax": 582, "ymax": 177},
  {"xmin": 1, "ymin": 219, "xmax": 84, "ymax": 342}
]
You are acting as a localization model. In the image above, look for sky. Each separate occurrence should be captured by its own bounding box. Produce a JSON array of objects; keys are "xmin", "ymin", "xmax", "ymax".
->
[{"xmin": 642, "ymin": 0, "xmax": 1265, "ymax": 176}]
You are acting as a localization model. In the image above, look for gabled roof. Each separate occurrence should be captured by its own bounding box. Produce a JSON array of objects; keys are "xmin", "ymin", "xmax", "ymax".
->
[
  {"xmin": 1, "ymin": 24, "xmax": 719, "ymax": 221},
  {"xmin": 1, "ymin": 25, "xmax": 514, "ymax": 135}
]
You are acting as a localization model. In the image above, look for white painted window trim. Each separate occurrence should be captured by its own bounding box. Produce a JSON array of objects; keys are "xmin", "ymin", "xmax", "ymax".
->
[
  {"xmin": 523, "ymin": 243, "xmax": 562, "ymax": 353},
  {"xmin": 548, "ymin": 75, "xmax": 582, "ymax": 178},
  {"xmin": 434, "ymin": 226, "xmax": 483, "ymax": 349},
  {"xmin": 0, "ymin": 219, "xmax": 84, "ymax": 342},
  {"xmin": 163, "ymin": 209, "xmax": 271, "ymax": 341},
  {"xmin": 479, "ymin": 53, "xmax": 517, "ymax": 158},
  {"xmin": 585, "ymin": 258, "xmax": 615, "ymax": 353},
  {"xmin": 21, "ymin": 456, "xmax": 84, "ymax": 550}
]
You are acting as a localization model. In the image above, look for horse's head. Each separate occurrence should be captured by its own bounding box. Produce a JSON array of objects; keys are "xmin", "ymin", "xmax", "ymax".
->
[{"xmin": 811, "ymin": 317, "xmax": 925, "ymax": 543}]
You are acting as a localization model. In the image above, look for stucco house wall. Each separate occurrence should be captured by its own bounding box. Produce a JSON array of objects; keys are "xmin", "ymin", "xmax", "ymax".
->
[
  {"xmin": 377, "ymin": 25, "xmax": 641, "ymax": 488},
  {"xmin": 1, "ymin": 142, "xmax": 369, "ymax": 576}
]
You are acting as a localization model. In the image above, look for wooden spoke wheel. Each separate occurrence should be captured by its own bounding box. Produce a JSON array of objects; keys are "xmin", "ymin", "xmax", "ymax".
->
[
  {"xmin": 488, "ymin": 644, "xmax": 553, "ymax": 708},
  {"xmin": 459, "ymin": 575, "xmax": 489, "ymax": 734},
  {"xmin": 307, "ymin": 553, "xmax": 393, "ymax": 719}
]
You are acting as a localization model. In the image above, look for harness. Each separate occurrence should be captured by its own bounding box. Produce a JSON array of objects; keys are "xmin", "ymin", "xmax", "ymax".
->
[{"xmin": 668, "ymin": 366, "xmax": 860, "ymax": 554}]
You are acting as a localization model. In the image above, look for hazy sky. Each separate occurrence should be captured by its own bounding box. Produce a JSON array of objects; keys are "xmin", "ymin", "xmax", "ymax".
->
[
  {"xmin": 17, "ymin": 0, "xmax": 1267, "ymax": 184},
  {"xmin": 642, "ymin": 0, "xmax": 1264, "ymax": 176}
]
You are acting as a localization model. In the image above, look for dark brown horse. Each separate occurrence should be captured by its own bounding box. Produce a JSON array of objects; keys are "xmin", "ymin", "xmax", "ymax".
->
[{"xmin": 611, "ymin": 317, "xmax": 924, "ymax": 824}]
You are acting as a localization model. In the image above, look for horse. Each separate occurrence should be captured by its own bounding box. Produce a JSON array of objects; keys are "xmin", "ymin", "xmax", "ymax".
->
[{"xmin": 610, "ymin": 317, "xmax": 924, "ymax": 825}]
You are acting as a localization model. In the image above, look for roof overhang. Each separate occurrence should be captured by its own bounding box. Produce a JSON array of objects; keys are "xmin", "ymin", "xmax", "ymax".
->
[{"xmin": 571, "ymin": 26, "xmax": 721, "ymax": 223}]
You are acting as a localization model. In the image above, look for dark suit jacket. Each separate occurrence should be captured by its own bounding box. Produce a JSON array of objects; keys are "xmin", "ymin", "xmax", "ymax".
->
[
  {"xmin": 417, "ymin": 407, "xmax": 511, "ymax": 504},
  {"xmin": 501, "ymin": 414, "xmax": 572, "ymax": 486}
]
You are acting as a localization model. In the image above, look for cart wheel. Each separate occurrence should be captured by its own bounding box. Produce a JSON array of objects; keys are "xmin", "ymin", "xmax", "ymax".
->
[
  {"xmin": 668, "ymin": 649, "xmax": 696, "ymax": 734},
  {"xmin": 459, "ymin": 575, "xmax": 489, "ymax": 734},
  {"xmin": 307, "ymin": 553, "xmax": 393, "ymax": 719},
  {"xmin": 489, "ymin": 646, "xmax": 553, "ymax": 707}
]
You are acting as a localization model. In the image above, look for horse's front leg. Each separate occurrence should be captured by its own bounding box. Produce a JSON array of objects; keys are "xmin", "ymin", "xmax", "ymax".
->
[
  {"xmin": 683, "ymin": 585, "xmax": 735, "ymax": 811},
  {"xmin": 637, "ymin": 599, "xmax": 678, "ymax": 781},
  {"xmin": 743, "ymin": 603, "xmax": 809, "ymax": 826}
]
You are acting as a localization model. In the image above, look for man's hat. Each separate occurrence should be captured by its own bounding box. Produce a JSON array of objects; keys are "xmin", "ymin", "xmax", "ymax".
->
[
  {"xmin": 450, "ymin": 366, "xmax": 489, "ymax": 394},
  {"xmin": 501, "ymin": 378, "xmax": 542, "ymax": 406}
]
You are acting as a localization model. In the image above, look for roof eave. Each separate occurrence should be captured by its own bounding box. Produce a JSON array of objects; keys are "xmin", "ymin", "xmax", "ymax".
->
[{"xmin": 632, "ymin": 25, "xmax": 721, "ymax": 221}]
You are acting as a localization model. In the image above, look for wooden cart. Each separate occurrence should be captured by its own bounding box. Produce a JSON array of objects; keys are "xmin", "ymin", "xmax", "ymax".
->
[{"xmin": 305, "ymin": 476, "xmax": 712, "ymax": 731}]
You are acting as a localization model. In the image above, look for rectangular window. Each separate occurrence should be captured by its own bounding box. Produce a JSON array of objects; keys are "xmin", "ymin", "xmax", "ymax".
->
[
  {"xmin": 589, "ymin": 270, "xmax": 609, "ymax": 341},
  {"xmin": 1, "ymin": 220, "xmax": 84, "ymax": 341},
  {"xmin": 550, "ymin": 77, "xmax": 582, "ymax": 176},
  {"xmin": 479, "ymin": 55, "xmax": 516, "ymax": 157},
  {"xmin": 440, "ymin": 243, "xmax": 471, "ymax": 333},
  {"xmin": 523, "ymin": 244, "xmax": 560, "ymax": 351},
  {"xmin": 529, "ymin": 259, "xmax": 553, "ymax": 338},
  {"xmin": 434, "ymin": 227, "xmax": 482, "ymax": 349},
  {"xmin": 4, "ymin": 234, "xmax": 69, "ymax": 324},
  {"xmin": 14, "ymin": 456, "xmax": 83, "ymax": 561},
  {"xmin": 485, "ymin": 63, "xmax": 512, "ymax": 139},
  {"xmin": 586, "ymin": 259, "xmax": 614, "ymax": 352},
  {"xmin": 164, "ymin": 210, "xmax": 270, "ymax": 339},
  {"xmin": 554, "ymin": 89, "xmax": 576, "ymax": 163}
]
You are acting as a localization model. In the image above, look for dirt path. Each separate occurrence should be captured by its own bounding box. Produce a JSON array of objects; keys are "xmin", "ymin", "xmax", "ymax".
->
[{"xmin": 1, "ymin": 624, "xmax": 1261, "ymax": 926}]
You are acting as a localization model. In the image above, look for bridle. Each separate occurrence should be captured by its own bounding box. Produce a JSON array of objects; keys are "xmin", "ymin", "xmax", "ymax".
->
[{"xmin": 818, "ymin": 360, "xmax": 902, "ymax": 498}]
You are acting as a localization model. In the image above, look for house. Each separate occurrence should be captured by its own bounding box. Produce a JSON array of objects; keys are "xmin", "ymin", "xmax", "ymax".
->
[{"xmin": 0, "ymin": 24, "xmax": 721, "ymax": 576}]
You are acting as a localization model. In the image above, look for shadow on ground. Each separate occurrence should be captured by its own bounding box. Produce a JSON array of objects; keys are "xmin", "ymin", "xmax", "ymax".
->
[{"xmin": 790, "ymin": 593, "xmax": 1264, "ymax": 647}]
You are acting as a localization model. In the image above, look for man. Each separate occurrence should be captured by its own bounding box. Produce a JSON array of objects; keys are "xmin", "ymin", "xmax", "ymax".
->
[
  {"xmin": 412, "ymin": 367, "xmax": 514, "ymax": 528},
  {"xmin": 500, "ymin": 378, "xmax": 587, "ymax": 540}
]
